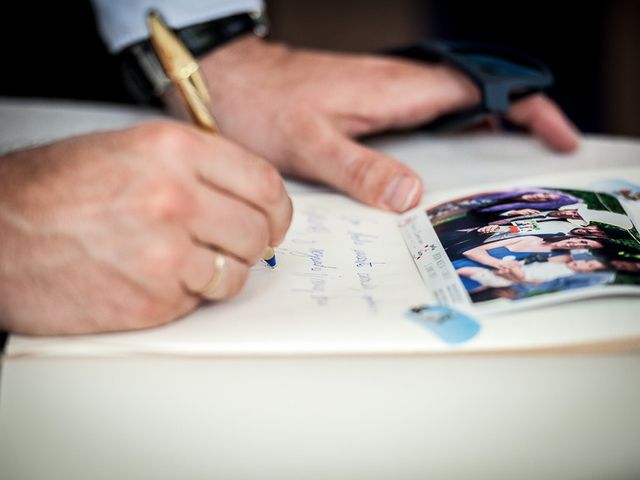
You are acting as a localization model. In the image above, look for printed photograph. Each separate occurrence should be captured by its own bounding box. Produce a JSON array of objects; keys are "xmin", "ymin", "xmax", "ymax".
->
[{"xmin": 426, "ymin": 187, "xmax": 640, "ymax": 304}]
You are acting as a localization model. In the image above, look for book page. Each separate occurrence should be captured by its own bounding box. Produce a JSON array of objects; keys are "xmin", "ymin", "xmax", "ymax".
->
[
  {"xmin": 7, "ymin": 168, "xmax": 640, "ymax": 357},
  {"xmin": 7, "ymin": 195, "xmax": 435, "ymax": 356}
]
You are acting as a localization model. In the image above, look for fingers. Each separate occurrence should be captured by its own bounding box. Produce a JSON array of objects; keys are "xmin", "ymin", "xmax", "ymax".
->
[
  {"xmin": 356, "ymin": 60, "xmax": 579, "ymax": 154},
  {"xmin": 365, "ymin": 60, "xmax": 579, "ymax": 153},
  {"xmin": 140, "ymin": 123, "xmax": 289, "ymax": 304},
  {"xmin": 190, "ymin": 133, "xmax": 293, "ymax": 246},
  {"xmin": 187, "ymin": 183, "xmax": 271, "ymax": 265},
  {"xmin": 289, "ymin": 120, "xmax": 422, "ymax": 212},
  {"xmin": 331, "ymin": 58, "xmax": 578, "ymax": 154},
  {"xmin": 181, "ymin": 245, "xmax": 250, "ymax": 301},
  {"xmin": 478, "ymin": 225, "xmax": 500, "ymax": 234},
  {"xmin": 507, "ymin": 94, "xmax": 580, "ymax": 152}
]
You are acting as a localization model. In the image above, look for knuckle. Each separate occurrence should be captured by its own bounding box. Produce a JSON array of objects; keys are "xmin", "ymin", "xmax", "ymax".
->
[
  {"xmin": 344, "ymin": 151, "xmax": 407, "ymax": 204},
  {"xmin": 136, "ymin": 177, "xmax": 195, "ymax": 222},
  {"xmin": 135, "ymin": 120, "xmax": 193, "ymax": 154},
  {"xmin": 133, "ymin": 119, "xmax": 175, "ymax": 141},
  {"xmin": 345, "ymin": 152, "xmax": 381, "ymax": 194},
  {"xmin": 254, "ymin": 161, "xmax": 286, "ymax": 206}
]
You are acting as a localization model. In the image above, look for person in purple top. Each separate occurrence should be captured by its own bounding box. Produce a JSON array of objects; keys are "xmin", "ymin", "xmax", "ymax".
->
[{"xmin": 463, "ymin": 188, "xmax": 581, "ymax": 214}]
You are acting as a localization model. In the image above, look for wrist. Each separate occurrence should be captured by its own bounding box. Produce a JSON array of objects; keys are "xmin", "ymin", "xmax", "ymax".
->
[
  {"xmin": 164, "ymin": 34, "xmax": 268, "ymax": 120},
  {"xmin": 200, "ymin": 35, "xmax": 288, "ymax": 85},
  {"xmin": 174, "ymin": 36, "xmax": 289, "ymax": 122}
]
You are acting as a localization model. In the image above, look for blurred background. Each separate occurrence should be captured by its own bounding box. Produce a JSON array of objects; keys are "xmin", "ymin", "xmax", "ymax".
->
[{"xmin": 2, "ymin": 0, "xmax": 639, "ymax": 136}]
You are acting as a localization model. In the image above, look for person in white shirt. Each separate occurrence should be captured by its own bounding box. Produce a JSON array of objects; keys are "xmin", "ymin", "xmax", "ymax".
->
[
  {"xmin": 0, "ymin": 1, "xmax": 580, "ymax": 334},
  {"xmin": 459, "ymin": 256, "xmax": 608, "ymax": 292}
]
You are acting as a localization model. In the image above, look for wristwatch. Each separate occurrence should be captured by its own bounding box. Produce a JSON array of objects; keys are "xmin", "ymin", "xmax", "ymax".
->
[{"xmin": 119, "ymin": 11, "xmax": 268, "ymax": 105}]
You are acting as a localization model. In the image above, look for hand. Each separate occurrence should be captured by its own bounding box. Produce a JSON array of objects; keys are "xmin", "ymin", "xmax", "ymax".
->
[
  {"xmin": 0, "ymin": 120, "xmax": 292, "ymax": 335},
  {"xmin": 502, "ymin": 208, "xmax": 541, "ymax": 216},
  {"xmin": 492, "ymin": 258, "xmax": 523, "ymax": 271},
  {"xmin": 477, "ymin": 225, "xmax": 502, "ymax": 234},
  {"xmin": 495, "ymin": 263, "xmax": 525, "ymax": 282},
  {"xmin": 180, "ymin": 37, "xmax": 579, "ymax": 212}
]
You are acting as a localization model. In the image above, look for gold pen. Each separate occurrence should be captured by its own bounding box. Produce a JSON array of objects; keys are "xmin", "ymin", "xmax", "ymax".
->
[{"xmin": 147, "ymin": 11, "xmax": 276, "ymax": 268}]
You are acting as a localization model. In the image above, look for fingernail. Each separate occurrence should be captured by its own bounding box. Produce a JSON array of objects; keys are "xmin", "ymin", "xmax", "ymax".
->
[{"xmin": 383, "ymin": 176, "xmax": 421, "ymax": 212}]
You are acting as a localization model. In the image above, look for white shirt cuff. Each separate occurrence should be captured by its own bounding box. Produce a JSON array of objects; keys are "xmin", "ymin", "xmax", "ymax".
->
[{"xmin": 91, "ymin": 0, "xmax": 264, "ymax": 53}]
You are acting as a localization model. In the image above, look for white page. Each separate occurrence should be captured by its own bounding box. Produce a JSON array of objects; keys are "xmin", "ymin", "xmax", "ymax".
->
[{"xmin": 8, "ymin": 195, "xmax": 437, "ymax": 356}]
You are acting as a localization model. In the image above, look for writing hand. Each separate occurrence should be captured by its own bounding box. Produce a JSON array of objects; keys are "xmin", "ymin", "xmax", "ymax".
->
[
  {"xmin": 0, "ymin": 120, "xmax": 292, "ymax": 334},
  {"xmin": 186, "ymin": 37, "xmax": 578, "ymax": 213}
]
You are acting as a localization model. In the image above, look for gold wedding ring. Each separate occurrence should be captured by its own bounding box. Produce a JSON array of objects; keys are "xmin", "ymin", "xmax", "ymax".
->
[{"xmin": 196, "ymin": 251, "xmax": 227, "ymax": 299}]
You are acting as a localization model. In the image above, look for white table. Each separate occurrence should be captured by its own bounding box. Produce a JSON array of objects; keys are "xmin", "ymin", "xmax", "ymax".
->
[{"xmin": 1, "ymin": 98, "xmax": 639, "ymax": 480}]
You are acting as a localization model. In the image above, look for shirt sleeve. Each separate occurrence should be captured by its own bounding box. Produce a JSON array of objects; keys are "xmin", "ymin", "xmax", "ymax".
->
[{"xmin": 91, "ymin": 0, "xmax": 265, "ymax": 53}]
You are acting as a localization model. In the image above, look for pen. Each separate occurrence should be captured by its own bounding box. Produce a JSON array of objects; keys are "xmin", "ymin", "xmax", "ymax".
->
[{"xmin": 147, "ymin": 11, "xmax": 277, "ymax": 268}]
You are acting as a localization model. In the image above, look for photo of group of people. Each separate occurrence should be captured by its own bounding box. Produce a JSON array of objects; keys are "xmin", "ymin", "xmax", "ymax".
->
[{"xmin": 426, "ymin": 186, "xmax": 640, "ymax": 305}]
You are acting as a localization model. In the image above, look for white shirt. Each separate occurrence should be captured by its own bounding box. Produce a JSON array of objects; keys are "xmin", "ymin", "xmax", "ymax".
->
[
  {"xmin": 91, "ymin": 0, "xmax": 264, "ymax": 53},
  {"xmin": 484, "ymin": 219, "xmax": 576, "ymax": 243},
  {"xmin": 470, "ymin": 262, "xmax": 574, "ymax": 288}
]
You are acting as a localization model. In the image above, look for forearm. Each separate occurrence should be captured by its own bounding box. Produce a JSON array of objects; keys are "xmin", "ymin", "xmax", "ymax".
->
[{"xmin": 463, "ymin": 249, "xmax": 504, "ymax": 269}]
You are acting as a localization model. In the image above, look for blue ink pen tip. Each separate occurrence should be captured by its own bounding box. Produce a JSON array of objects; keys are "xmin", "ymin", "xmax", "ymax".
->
[{"xmin": 263, "ymin": 247, "xmax": 276, "ymax": 268}]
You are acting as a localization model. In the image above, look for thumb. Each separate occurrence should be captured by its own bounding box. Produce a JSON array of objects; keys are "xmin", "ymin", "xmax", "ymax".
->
[{"xmin": 290, "ymin": 121, "xmax": 422, "ymax": 212}]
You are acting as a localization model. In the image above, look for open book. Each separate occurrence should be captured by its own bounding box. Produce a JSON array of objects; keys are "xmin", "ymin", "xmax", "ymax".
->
[{"xmin": 7, "ymin": 168, "xmax": 640, "ymax": 357}]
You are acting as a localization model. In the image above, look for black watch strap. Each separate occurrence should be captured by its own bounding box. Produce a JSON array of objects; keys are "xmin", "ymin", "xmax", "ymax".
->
[{"xmin": 119, "ymin": 12, "xmax": 265, "ymax": 105}]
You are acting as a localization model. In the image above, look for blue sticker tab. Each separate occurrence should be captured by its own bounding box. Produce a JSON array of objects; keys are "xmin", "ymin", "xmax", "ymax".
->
[{"xmin": 406, "ymin": 305, "xmax": 480, "ymax": 344}]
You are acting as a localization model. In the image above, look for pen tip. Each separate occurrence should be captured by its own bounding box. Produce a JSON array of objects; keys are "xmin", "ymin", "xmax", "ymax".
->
[{"xmin": 262, "ymin": 246, "xmax": 276, "ymax": 267}]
